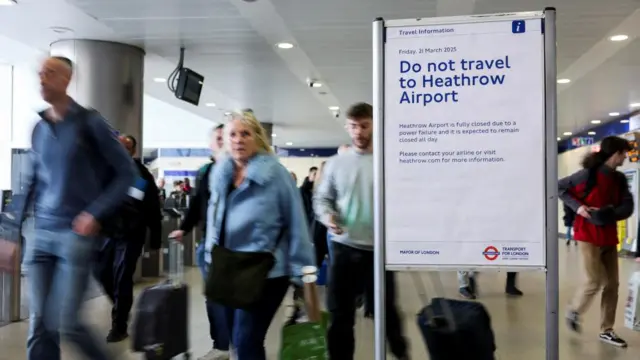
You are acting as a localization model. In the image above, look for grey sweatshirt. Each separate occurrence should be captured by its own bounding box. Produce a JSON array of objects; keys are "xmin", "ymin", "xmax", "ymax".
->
[{"xmin": 313, "ymin": 149, "xmax": 374, "ymax": 250}]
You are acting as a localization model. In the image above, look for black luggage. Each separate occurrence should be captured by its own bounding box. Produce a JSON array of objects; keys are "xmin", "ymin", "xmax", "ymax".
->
[
  {"xmin": 412, "ymin": 274, "xmax": 496, "ymax": 360},
  {"xmin": 131, "ymin": 239, "xmax": 191, "ymax": 359}
]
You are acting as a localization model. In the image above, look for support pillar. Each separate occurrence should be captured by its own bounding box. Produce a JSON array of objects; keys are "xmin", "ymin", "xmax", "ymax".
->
[{"xmin": 49, "ymin": 40, "xmax": 145, "ymax": 157}]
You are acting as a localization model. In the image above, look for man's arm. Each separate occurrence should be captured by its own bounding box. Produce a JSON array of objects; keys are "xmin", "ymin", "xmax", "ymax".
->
[
  {"xmin": 313, "ymin": 158, "xmax": 339, "ymax": 228},
  {"xmin": 558, "ymin": 169, "xmax": 589, "ymax": 212},
  {"xmin": 83, "ymin": 114, "xmax": 136, "ymax": 221}
]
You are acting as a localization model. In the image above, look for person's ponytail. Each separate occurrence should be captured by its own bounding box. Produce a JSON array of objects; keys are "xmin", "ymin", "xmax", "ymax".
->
[{"xmin": 581, "ymin": 151, "xmax": 607, "ymax": 169}]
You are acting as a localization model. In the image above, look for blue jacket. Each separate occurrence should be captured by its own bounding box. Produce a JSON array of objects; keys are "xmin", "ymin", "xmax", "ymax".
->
[
  {"xmin": 204, "ymin": 153, "xmax": 316, "ymax": 279},
  {"xmin": 24, "ymin": 100, "xmax": 136, "ymax": 230}
]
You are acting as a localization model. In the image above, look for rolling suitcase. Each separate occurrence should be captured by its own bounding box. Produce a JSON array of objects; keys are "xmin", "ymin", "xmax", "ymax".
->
[
  {"xmin": 131, "ymin": 238, "xmax": 191, "ymax": 359},
  {"xmin": 412, "ymin": 273, "xmax": 496, "ymax": 360}
]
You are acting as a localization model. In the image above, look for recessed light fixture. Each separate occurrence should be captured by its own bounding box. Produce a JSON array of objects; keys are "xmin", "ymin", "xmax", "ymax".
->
[
  {"xmin": 621, "ymin": 119, "xmax": 630, "ymax": 124},
  {"xmin": 631, "ymin": 103, "xmax": 640, "ymax": 108},
  {"xmin": 224, "ymin": 111, "xmax": 231, "ymax": 116},
  {"xmin": 0, "ymin": 0, "xmax": 17, "ymax": 6},
  {"xmin": 587, "ymin": 131, "xmax": 596, "ymax": 135},
  {"xmin": 312, "ymin": 82, "xmax": 323, "ymax": 88},
  {"xmin": 276, "ymin": 42, "xmax": 294, "ymax": 49},
  {"xmin": 590, "ymin": 120, "xmax": 601, "ymax": 124},
  {"xmin": 610, "ymin": 34, "xmax": 629, "ymax": 42},
  {"xmin": 563, "ymin": 132, "xmax": 572, "ymax": 136},
  {"xmin": 329, "ymin": 106, "xmax": 340, "ymax": 111},
  {"xmin": 205, "ymin": 103, "xmax": 216, "ymax": 107},
  {"xmin": 557, "ymin": 79, "xmax": 570, "ymax": 84},
  {"xmin": 609, "ymin": 112, "xmax": 620, "ymax": 116},
  {"xmin": 285, "ymin": 142, "xmax": 293, "ymax": 146},
  {"xmin": 557, "ymin": 137, "xmax": 561, "ymax": 141},
  {"xmin": 271, "ymin": 133, "xmax": 277, "ymax": 138},
  {"xmin": 153, "ymin": 77, "xmax": 166, "ymax": 83}
]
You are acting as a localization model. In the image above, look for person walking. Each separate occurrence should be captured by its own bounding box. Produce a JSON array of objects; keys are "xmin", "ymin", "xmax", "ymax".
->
[
  {"xmin": 560, "ymin": 136, "xmax": 633, "ymax": 347},
  {"xmin": 19, "ymin": 56, "xmax": 135, "ymax": 360}
]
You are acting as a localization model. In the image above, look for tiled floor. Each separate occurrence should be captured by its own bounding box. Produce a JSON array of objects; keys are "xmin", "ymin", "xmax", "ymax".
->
[{"xmin": 0, "ymin": 243, "xmax": 639, "ymax": 359}]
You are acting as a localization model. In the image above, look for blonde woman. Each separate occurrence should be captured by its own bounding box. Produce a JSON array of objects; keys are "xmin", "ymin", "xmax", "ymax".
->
[{"xmin": 203, "ymin": 111, "xmax": 315, "ymax": 360}]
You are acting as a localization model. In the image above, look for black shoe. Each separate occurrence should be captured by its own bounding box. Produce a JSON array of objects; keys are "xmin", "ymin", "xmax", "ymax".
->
[
  {"xmin": 106, "ymin": 329, "xmax": 128, "ymax": 343},
  {"xmin": 459, "ymin": 286, "xmax": 476, "ymax": 300},
  {"xmin": 599, "ymin": 330, "xmax": 627, "ymax": 347},
  {"xmin": 566, "ymin": 310, "xmax": 581, "ymax": 333},
  {"xmin": 505, "ymin": 286, "xmax": 523, "ymax": 296}
]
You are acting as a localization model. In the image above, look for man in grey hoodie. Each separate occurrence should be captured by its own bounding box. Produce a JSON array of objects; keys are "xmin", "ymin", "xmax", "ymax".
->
[{"xmin": 314, "ymin": 102, "xmax": 409, "ymax": 360}]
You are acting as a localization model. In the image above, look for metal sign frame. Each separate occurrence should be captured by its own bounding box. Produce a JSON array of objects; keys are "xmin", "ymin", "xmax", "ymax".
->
[{"xmin": 372, "ymin": 7, "xmax": 558, "ymax": 360}]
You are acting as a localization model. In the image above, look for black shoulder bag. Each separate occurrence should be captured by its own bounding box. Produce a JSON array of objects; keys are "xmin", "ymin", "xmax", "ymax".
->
[{"xmin": 205, "ymin": 203, "xmax": 286, "ymax": 309}]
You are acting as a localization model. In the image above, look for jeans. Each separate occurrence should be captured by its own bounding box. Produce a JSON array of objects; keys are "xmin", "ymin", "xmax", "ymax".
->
[
  {"xmin": 196, "ymin": 242, "xmax": 231, "ymax": 351},
  {"xmin": 457, "ymin": 271, "xmax": 476, "ymax": 288},
  {"xmin": 566, "ymin": 226, "xmax": 573, "ymax": 241},
  {"xmin": 93, "ymin": 235, "xmax": 144, "ymax": 332},
  {"xmin": 327, "ymin": 241, "xmax": 408, "ymax": 359},
  {"xmin": 225, "ymin": 277, "xmax": 290, "ymax": 360},
  {"xmin": 25, "ymin": 228, "xmax": 111, "ymax": 360}
]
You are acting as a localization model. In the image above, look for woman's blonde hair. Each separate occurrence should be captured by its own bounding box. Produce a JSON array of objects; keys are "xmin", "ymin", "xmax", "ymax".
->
[{"xmin": 225, "ymin": 110, "xmax": 274, "ymax": 154}]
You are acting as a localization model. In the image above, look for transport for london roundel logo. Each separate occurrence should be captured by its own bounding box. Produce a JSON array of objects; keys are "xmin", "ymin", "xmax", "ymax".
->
[{"xmin": 483, "ymin": 246, "xmax": 500, "ymax": 261}]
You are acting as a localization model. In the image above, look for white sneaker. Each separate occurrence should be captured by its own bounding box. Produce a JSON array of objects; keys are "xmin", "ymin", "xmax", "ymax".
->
[{"xmin": 197, "ymin": 348, "xmax": 231, "ymax": 360}]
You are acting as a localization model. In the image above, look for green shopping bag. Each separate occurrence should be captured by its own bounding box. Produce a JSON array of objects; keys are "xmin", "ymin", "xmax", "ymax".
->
[{"xmin": 279, "ymin": 312, "xmax": 330, "ymax": 360}]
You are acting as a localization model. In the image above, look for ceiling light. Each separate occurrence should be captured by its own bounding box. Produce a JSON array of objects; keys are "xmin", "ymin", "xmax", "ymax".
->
[
  {"xmin": 277, "ymin": 42, "xmax": 294, "ymax": 49},
  {"xmin": 312, "ymin": 82, "xmax": 323, "ymax": 88},
  {"xmin": 630, "ymin": 103, "xmax": 640, "ymax": 108},
  {"xmin": 329, "ymin": 106, "xmax": 340, "ymax": 111},
  {"xmin": 557, "ymin": 137, "xmax": 561, "ymax": 141},
  {"xmin": 609, "ymin": 112, "xmax": 620, "ymax": 116},
  {"xmin": 205, "ymin": 103, "xmax": 216, "ymax": 107},
  {"xmin": 590, "ymin": 120, "xmax": 601, "ymax": 124},
  {"xmin": 224, "ymin": 111, "xmax": 231, "ymax": 116},
  {"xmin": 610, "ymin": 34, "xmax": 629, "ymax": 42},
  {"xmin": 587, "ymin": 131, "xmax": 596, "ymax": 135},
  {"xmin": 621, "ymin": 119, "xmax": 630, "ymax": 124},
  {"xmin": 153, "ymin": 77, "xmax": 166, "ymax": 83},
  {"xmin": 563, "ymin": 132, "xmax": 572, "ymax": 136},
  {"xmin": 0, "ymin": 0, "xmax": 17, "ymax": 5},
  {"xmin": 271, "ymin": 133, "xmax": 277, "ymax": 137},
  {"xmin": 557, "ymin": 79, "xmax": 570, "ymax": 84},
  {"xmin": 286, "ymin": 142, "xmax": 293, "ymax": 146}
]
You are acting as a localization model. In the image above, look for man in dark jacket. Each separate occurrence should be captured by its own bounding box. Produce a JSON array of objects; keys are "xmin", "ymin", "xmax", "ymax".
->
[
  {"xmin": 169, "ymin": 124, "xmax": 230, "ymax": 360},
  {"xmin": 94, "ymin": 134, "xmax": 162, "ymax": 342}
]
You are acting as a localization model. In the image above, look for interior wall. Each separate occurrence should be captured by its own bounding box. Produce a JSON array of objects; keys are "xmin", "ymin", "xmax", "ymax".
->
[{"xmin": 280, "ymin": 157, "xmax": 329, "ymax": 186}]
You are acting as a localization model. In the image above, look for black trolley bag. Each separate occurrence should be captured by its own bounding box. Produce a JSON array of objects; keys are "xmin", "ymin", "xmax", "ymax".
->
[
  {"xmin": 131, "ymin": 238, "xmax": 191, "ymax": 360},
  {"xmin": 412, "ymin": 273, "xmax": 496, "ymax": 360}
]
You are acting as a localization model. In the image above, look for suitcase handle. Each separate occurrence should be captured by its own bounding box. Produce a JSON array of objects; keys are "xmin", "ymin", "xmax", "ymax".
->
[
  {"xmin": 167, "ymin": 237, "xmax": 184, "ymax": 284},
  {"xmin": 411, "ymin": 272, "xmax": 457, "ymax": 333}
]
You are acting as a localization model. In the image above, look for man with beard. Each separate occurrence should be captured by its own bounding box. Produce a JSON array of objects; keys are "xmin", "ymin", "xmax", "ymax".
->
[{"xmin": 314, "ymin": 102, "xmax": 409, "ymax": 359}]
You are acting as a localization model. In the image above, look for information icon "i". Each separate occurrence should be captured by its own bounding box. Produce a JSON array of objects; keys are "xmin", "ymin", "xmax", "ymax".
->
[{"xmin": 512, "ymin": 20, "xmax": 525, "ymax": 34}]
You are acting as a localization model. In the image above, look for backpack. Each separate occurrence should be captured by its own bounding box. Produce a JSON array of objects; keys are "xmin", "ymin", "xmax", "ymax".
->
[{"xmin": 32, "ymin": 107, "xmax": 140, "ymax": 238}]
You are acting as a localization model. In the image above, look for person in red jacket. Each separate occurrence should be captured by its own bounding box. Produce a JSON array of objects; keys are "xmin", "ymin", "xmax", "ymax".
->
[{"xmin": 559, "ymin": 136, "xmax": 633, "ymax": 348}]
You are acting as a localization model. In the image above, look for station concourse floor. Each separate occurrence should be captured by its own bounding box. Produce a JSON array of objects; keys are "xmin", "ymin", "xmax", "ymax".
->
[{"xmin": 0, "ymin": 242, "xmax": 639, "ymax": 359}]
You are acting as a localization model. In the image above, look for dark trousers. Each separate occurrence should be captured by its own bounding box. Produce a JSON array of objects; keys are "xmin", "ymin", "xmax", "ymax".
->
[
  {"xmin": 327, "ymin": 241, "xmax": 408, "ymax": 360},
  {"xmin": 93, "ymin": 235, "xmax": 144, "ymax": 332},
  {"xmin": 224, "ymin": 277, "xmax": 289, "ymax": 360}
]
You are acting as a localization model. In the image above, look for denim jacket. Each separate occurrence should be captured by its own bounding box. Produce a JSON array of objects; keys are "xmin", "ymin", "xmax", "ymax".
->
[{"xmin": 204, "ymin": 152, "xmax": 316, "ymax": 279}]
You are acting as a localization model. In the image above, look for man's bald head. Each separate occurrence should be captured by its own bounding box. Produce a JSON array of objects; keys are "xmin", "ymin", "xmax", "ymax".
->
[{"xmin": 39, "ymin": 56, "xmax": 73, "ymax": 104}]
